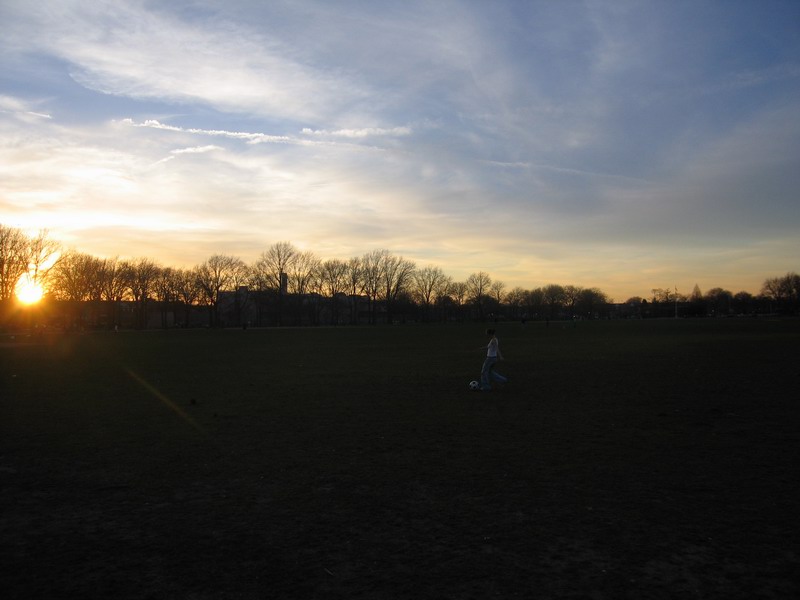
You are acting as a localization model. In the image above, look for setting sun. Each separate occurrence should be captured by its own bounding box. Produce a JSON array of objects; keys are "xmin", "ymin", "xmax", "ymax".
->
[{"xmin": 16, "ymin": 276, "xmax": 44, "ymax": 305}]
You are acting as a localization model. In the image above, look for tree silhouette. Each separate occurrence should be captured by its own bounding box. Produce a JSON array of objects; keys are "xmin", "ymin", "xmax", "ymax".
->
[
  {"xmin": 195, "ymin": 254, "xmax": 243, "ymax": 327},
  {"xmin": 0, "ymin": 225, "xmax": 33, "ymax": 301},
  {"xmin": 3, "ymin": 223, "xmax": 796, "ymax": 329},
  {"xmin": 466, "ymin": 271, "xmax": 492, "ymax": 320}
]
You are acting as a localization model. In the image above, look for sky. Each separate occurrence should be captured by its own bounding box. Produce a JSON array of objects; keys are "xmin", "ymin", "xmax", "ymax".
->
[{"xmin": 1, "ymin": 0, "xmax": 799, "ymax": 302}]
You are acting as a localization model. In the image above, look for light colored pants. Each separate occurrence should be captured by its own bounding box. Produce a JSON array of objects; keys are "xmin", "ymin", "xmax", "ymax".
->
[{"xmin": 480, "ymin": 356, "xmax": 507, "ymax": 389}]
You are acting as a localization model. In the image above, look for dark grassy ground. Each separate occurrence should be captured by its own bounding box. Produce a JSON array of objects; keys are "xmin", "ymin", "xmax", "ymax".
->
[{"xmin": 1, "ymin": 319, "xmax": 799, "ymax": 599}]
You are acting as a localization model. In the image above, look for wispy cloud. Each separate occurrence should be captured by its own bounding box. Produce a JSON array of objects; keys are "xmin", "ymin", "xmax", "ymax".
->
[
  {"xmin": 122, "ymin": 119, "xmax": 293, "ymax": 145},
  {"xmin": 302, "ymin": 126, "xmax": 412, "ymax": 138},
  {"xmin": 4, "ymin": 1, "xmax": 371, "ymax": 124},
  {"xmin": 123, "ymin": 119, "xmax": 413, "ymax": 154},
  {"xmin": 0, "ymin": 95, "xmax": 53, "ymax": 121},
  {"xmin": 150, "ymin": 144, "xmax": 223, "ymax": 166},
  {"xmin": 171, "ymin": 145, "xmax": 222, "ymax": 155}
]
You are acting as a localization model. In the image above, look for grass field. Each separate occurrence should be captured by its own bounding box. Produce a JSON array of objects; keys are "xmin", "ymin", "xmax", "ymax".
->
[{"xmin": 2, "ymin": 319, "xmax": 799, "ymax": 599}]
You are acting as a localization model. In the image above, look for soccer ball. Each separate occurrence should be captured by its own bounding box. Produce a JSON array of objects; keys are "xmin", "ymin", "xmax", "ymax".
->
[{"xmin": 469, "ymin": 380, "xmax": 480, "ymax": 391}]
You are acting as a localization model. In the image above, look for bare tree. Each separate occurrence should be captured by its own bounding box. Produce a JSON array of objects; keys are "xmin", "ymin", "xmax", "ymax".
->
[
  {"xmin": 48, "ymin": 251, "xmax": 106, "ymax": 327},
  {"xmin": 85, "ymin": 257, "xmax": 105, "ymax": 303},
  {"xmin": 781, "ymin": 273, "xmax": 800, "ymax": 306},
  {"xmin": 49, "ymin": 251, "xmax": 98, "ymax": 302},
  {"xmin": 173, "ymin": 268, "xmax": 201, "ymax": 327},
  {"xmin": 127, "ymin": 258, "xmax": 161, "ymax": 329},
  {"xmin": 576, "ymin": 287, "xmax": 610, "ymax": 318},
  {"xmin": 0, "ymin": 224, "xmax": 30, "ymax": 301},
  {"xmin": 542, "ymin": 284, "xmax": 566, "ymax": 319},
  {"xmin": 650, "ymin": 288, "xmax": 673, "ymax": 304},
  {"xmin": 319, "ymin": 258, "xmax": 348, "ymax": 324},
  {"xmin": 195, "ymin": 254, "xmax": 244, "ymax": 327},
  {"xmin": 444, "ymin": 280, "xmax": 468, "ymax": 321},
  {"xmin": 524, "ymin": 287, "xmax": 545, "ymax": 319},
  {"xmin": 705, "ymin": 287, "xmax": 734, "ymax": 317},
  {"xmin": 345, "ymin": 256, "xmax": 364, "ymax": 324},
  {"xmin": 762, "ymin": 272, "xmax": 800, "ymax": 314},
  {"xmin": 412, "ymin": 265, "xmax": 449, "ymax": 321},
  {"xmin": 380, "ymin": 252, "xmax": 415, "ymax": 324},
  {"xmin": 98, "ymin": 257, "xmax": 130, "ymax": 328},
  {"xmin": 98, "ymin": 258, "xmax": 129, "ymax": 302},
  {"xmin": 761, "ymin": 277, "xmax": 781, "ymax": 300},
  {"xmin": 345, "ymin": 256, "xmax": 363, "ymax": 295},
  {"xmin": 285, "ymin": 251, "xmax": 320, "ymax": 324},
  {"xmin": 254, "ymin": 241, "xmax": 297, "ymax": 290},
  {"xmin": 229, "ymin": 260, "xmax": 253, "ymax": 328},
  {"xmin": 26, "ymin": 229, "xmax": 61, "ymax": 294},
  {"xmin": 505, "ymin": 286, "xmax": 527, "ymax": 319},
  {"xmin": 253, "ymin": 242, "xmax": 298, "ymax": 325},
  {"xmin": 449, "ymin": 281, "xmax": 467, "ymax": 304},
  {"xmin": 489, "ymin": 280, "xmax": 506, "ymax": 304},
  {"xmin": 286, "ymin": 251, "xmax": 319, "ymax": 295},
  {"xmin": 153, "ymin": 266, "xmax": 179, "ymax": 328},
  {"xmin": 562, "ymin": 285, "xmax": 582, "ymax": 317},
  {"xmin": 466, "ymin": 271, "xmax": 492, "ymax": 320},
  {"xmin": 360, "ymin": 249, "xmax": 385, "ymax": 324},
  {"xmin": 732, "ymin": 290, "xmax": 756, "ymax": 315}
]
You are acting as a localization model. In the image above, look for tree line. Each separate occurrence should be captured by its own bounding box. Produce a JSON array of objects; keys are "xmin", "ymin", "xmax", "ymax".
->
[
  {"xmin": 1, "ymin": 224, "xmax": 798, "ymax": 329},
  {"xmin": 624, "ymin": 277, "xmax": 800, "ymax": 318}
]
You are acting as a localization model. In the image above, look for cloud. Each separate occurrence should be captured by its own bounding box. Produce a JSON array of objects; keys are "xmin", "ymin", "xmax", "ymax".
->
[
  {"xmin": 0, "ymin": 95, "xmax": 53, "ymax": 121},
  {"xmin": 3, "ymin": 1, "xmax": 371, "ymax": 125},
  {"xmin": 150, "ymin": 145, "xmax": 222, "ymax": 166},
  {"xmin": 302, "ymin": 127, "xmax": 412, "ymax": 138},
  {"xmin": 122, "ymin": 118, "xmax": 413, "ymax": 157},
  {"xmin": 171, "ymin": 145, "xmax": 222, "ymax": 155},
  {"xmin": 121, "ymin": 119, "xmax": 292, "ymax": 145}
]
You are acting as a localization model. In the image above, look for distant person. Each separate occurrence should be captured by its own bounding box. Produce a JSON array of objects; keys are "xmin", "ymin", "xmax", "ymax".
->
[{"xmin": 479, "ymin": 328, "xmax": 508, "ymax": 391}]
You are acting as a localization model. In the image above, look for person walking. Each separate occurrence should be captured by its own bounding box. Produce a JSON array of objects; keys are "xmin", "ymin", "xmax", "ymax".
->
[{"xmin": 479, "ymin": 328, "xmax": 508, "ymax": 391}]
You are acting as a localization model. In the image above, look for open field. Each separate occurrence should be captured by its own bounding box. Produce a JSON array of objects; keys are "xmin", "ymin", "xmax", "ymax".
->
[{"xmin": 2, "ymin": 319, "xmax": 799, "ymax": 599}]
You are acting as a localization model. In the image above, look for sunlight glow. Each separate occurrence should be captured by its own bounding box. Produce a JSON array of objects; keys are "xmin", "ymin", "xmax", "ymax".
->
[{"xmin": 16, "ymin": 275, "xmax": 44, "ymax": 305}]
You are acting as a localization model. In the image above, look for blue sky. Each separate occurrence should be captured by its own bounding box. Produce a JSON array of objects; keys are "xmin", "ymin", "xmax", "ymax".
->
[{"xmin": 1, "ymin": 0, "xmax": 799, "ymax": 301}]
